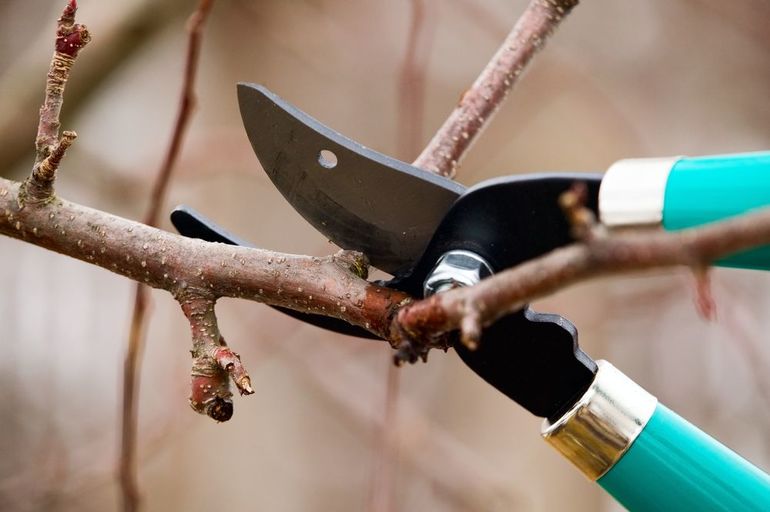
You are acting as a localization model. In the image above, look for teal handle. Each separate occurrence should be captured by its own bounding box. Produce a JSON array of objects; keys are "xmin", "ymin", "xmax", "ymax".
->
[
  {"xmin": 598, "ymin": 404, "xmax": 770, "ymax": 511},
  {"xmin": 663, "ymin": 152, "xmax": 770, "ymax": 270}
]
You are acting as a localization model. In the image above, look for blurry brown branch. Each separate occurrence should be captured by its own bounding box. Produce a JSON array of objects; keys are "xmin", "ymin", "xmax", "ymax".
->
[
  {"xmin": 396, "ymin": 0, "xmax": 436, "ymax": 161},
  {"xmin": 413, "ymin": 0, "xmax": 580, "ymax": 177},
  {"xmin": 273, "ymin": 326, "xmax": 522, "ymax": 510},
  {"xmin": 142, "ymin": 0, "xmax": 214, "ymax": 227},
  {"xmin": 120, "ymin": 1, "xmax": 215, "ymax": 511},
  {"xmin": 369, "ymin": 3, "xmax": 438, "ymax": 506},
  {"xmin": 367, "ymin": 361, "xmax": 401, "ymax": 512}
]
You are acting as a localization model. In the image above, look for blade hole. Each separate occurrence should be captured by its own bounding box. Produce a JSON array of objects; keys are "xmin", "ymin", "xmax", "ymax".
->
[{"xmin": 318, "ymin": 149, "xmax": 338, "ymax": 169}]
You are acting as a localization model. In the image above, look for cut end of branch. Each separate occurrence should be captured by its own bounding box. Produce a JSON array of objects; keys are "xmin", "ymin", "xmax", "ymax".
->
[
  {"xmin": 215, "ymin": 344, "xmax": 255, "ymax": 396},
  {"xmin": 36, "ymin": 130, "xmax": 76, "ymax": 180},
  {"xmin": 24, "ymin": 131, "xmax": 77, "ymax": 204}
]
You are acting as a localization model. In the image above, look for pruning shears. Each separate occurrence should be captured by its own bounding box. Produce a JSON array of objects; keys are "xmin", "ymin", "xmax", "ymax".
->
[{"xmin": 172, "ymin": 84, "xmax": 770, "ymax": 511}]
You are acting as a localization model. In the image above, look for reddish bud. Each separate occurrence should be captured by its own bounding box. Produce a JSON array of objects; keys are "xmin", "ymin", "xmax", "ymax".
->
[
  {"xmin": 56, "ymin": 27, "xmax": 91, "ymax": 57},
  {"xmin": 56, "ymin": 0, "xmax": 90, "ymax": 58},
  {"xmin": 59, "ymin": 0, "xmax": 77, "ymax": 25}
]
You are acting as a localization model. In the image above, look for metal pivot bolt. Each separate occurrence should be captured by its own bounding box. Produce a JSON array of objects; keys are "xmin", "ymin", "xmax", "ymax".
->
[{"xmin": 423, "ymin": 250, "xmax": 494, "ymax": 297}]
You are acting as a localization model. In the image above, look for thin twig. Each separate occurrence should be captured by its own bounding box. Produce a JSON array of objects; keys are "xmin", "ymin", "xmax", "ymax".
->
[
  {"xmin": 367, "ymin": 362, "xmax": 401, "ymax": 512},
  {"xmin": 120, "ymin": 1, "xmax": 215, "ymax": 510},
  {"xmin": 369, "ymin": 3, "xmax": 438, "ymax": 507},
  {"xmin": 413, "ymin": 0, "xmax": 579, "ymax": 177},
  {"xmin": 35, "ymin": 0, "xmax": 90, "ymax": 161},
  {"xmin": 397, "ymin": 204, "xmax": 770, "ymax": 348},
  {"xmin": 181, "ymin": 294, "xmax": 253, "ymax": 422},
  {"xmin": 396, "ymin": 0, "xmax": 436, "ymax": 162},
  {"xmin": 21, "ymin": 0, "xmax": 89, "ymax": 204},
  {"xmin": 142, "ymin": 0, "xmax": 214, "ymax": 228},
  {"xmin": 273, "ymin": 326, "xmax": 521, "ymax": 510}
]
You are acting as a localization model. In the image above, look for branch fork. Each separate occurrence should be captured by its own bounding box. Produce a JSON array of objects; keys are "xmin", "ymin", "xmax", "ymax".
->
[{"xmin": 182, "ymin": 295, "xmax": 254, "ymax": 422}]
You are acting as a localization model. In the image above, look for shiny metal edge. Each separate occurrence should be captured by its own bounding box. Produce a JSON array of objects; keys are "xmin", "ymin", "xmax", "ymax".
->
[
  {"xmin": 541, "ymin": 360, "xmax": 658, "ymax": 480},
  {"xmin": 599, "ymin": 156, "xmax": 682, "ymax": 227}
]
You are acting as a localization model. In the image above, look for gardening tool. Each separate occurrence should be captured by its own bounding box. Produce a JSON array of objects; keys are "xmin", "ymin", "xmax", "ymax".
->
[{"xmin": 172, "ymin": 83, "xmax": 770, "ymax": 511}]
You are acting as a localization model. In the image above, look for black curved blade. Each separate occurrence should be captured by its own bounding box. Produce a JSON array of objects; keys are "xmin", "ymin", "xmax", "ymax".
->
[
  {"xmin": 237, "ymin": 83, "xmax": 464, "ymax": 275},
  {"xmin": 170, "ymin": 206, "xmax": 251, "ymax": 246}
]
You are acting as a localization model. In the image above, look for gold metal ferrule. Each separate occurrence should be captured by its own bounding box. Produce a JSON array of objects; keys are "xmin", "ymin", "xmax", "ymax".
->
[{"xmin": 541, "ymin": 360, "xmax": 657, "ymax": 480}]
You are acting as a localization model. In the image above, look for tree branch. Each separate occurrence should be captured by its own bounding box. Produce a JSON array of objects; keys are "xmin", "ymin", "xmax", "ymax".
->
[
  {"xmin": 0, "ymin": 179, "xmax": 409, "ymax": 338},
  {"xmin": 36, "ymin": 0, "xmax": 89, "ymax": 159},
  {"xmin": 120, "ymin": 1, "xmax": 215, "ymax": 510},
  {"xmin": 397, "ymin": 202, "xmax": 770, "ymax": 348},
  {"xmin": 182, "ymin": 294, "xmax": 253, "ymax": 422},
  {"xmin": 396, "ymin": 0, "xmax": 436, "ymax": 162},
  {"xmin": 22, "ymin": 0, "xmax": 90, "ymax": 204},
  {"xmin": 413, "ymin": 0, "xmax": 579, "ymax": 177}
]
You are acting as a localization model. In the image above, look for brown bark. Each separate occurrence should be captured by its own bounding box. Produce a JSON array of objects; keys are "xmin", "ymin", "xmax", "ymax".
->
[
  {"xmin": 397, "ymin": 206, "xmax": 770, "ymax": 348},
  {"xmin": 0, "ymin": 178, "xmax": 408, "ymax": 340},
  {"xmin": 413, "ymin": 0, "xmax": 580, "ymax": 177}
]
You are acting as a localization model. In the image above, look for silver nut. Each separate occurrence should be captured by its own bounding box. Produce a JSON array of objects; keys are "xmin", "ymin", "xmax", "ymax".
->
[{"xmin": 423, "ymin": 250, "xmax": 493, "ymax": 297}]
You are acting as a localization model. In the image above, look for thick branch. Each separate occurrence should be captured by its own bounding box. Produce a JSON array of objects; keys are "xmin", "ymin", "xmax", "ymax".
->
[
  {"xmin": 397, "ymin": 207, "xmax": 770, "ymax": 346},
  {"xmin": 413, "ymin": 0, "xmax": 579, "ymax": 177},
  {"xmin": 0, "ymin": 178, "xmax": 409, "ymax": 340}
]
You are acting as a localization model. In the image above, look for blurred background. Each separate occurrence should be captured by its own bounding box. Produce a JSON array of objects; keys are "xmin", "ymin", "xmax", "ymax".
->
[{"xmin": 2, "ymin": 0, "xmax": 770, "ymax": 510}]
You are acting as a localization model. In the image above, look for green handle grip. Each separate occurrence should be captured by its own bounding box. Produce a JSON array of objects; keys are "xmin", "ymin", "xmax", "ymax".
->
[
  {"xmin": 663, "ymin": 152, "xmax": 770, "ymax": 270},
  {"xmin": 599, "ymin": 404, "xmax": 770, "ymax": 511}
]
